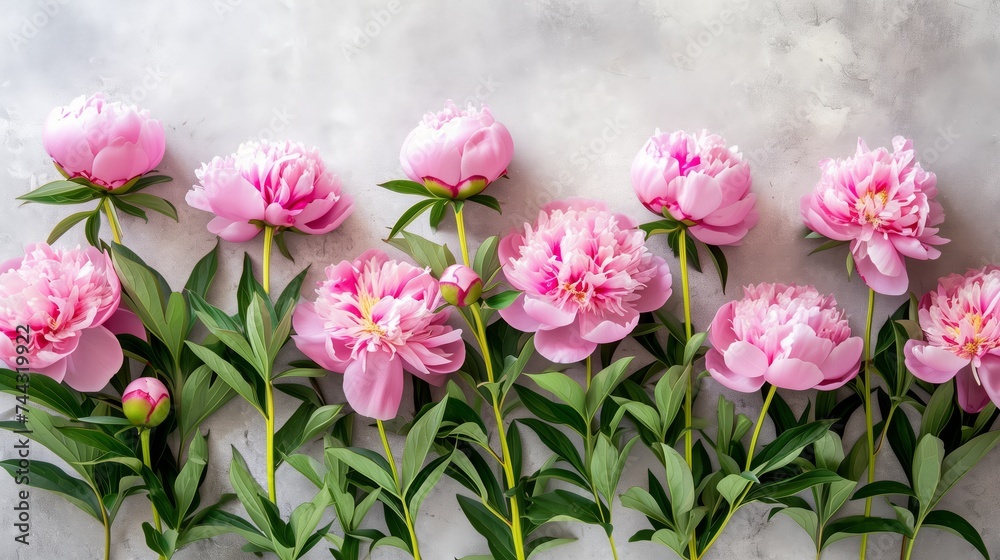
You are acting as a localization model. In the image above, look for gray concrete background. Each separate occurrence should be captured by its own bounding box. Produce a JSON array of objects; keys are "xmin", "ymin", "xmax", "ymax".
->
[{"xmin": 1, "ymin": 1, "xmax": 999, "ymax": 558}]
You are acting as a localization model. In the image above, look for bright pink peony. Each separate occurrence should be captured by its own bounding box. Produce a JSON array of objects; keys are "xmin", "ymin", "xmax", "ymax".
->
[
  {"xmin": 499, "ymin": 198, "xmax": 673, "ymax": 364},
  {"xmin": 904, "ymin": 267, "xmax": 1000, "ymax": 413},
  {"xmin": 400, "ymin": 100, "xmax": 514, "ymax": 200},
  {"xmin": 292, "ymin": 250, "xmax": 465, "ymax": 420},
  {"xmin": 631, "ymin": 129, "xmax": 758, "ymax": 246},
  {"xmin": 439, "ymin": 264, "xmax": 483, "ymax": 308},
  {"xmin": 706, "ymin": 283, "xmax": 863, "ymax": 392},
  {"xmin": 42, "ymin": 93, "xmax": 165, "ymax": 189},
  {"xmin": 122, "ymin": 377, "xmax": 171, "ymax": 428},
  {"xmin": 0, "ymin": 243, "xmax": 136, "ymax": 392},
  {"xmin": 801, "ymin": 136, "xmax": 947, "ymax": 296},
  {"xmin": 186, "ymin": 139, "xmax": 354, "ymax": 242}
]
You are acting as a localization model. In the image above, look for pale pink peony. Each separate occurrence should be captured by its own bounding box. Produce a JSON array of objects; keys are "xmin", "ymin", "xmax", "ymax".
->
[
  {"xmin": 904, "ymin": 267, "xmax": 1000, "ymax": 413},
  {"xmin": 801, "ymin": 136, "xmax": 947, "ymax": 296},
  {"xmin": 122, "ymin": 377, "xmax": 171, "ymax": 428},
  {"xmin": 631, "ymin": 129, "xmax": 758, "ymax": 246},
  {"xmin": 400, "ymin": 100, "xmax": 514, "ymax": 199},
  {"xmin": 0, "ymin": 243, "xmax": 139, "ymax": 392},
  {"xmin": 292, "ymin": 250, "xmax": 465, "ymax": 420},
  {"xmin": 42, "ymin": 93, "xmax": 165, "ymax": 189},
  {"xmin": 439, "ymin": 264, "xmax": 483, "ymax": 308},
  {"xmin": 498, "ymin": 198, "xmax": 673, "ymax": 364},
  {"xmin": 706, "ymin": 283, "xmax": 863, "ymax": 392},
  {"xmin": 186, "ymin": 139, "xmax": 354, "ymax": 242}
]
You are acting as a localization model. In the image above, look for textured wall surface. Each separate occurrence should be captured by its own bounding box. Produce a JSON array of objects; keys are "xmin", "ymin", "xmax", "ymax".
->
[{"xmin": 1, "ymin": 1, "xmax": 999, "ymax": 558}]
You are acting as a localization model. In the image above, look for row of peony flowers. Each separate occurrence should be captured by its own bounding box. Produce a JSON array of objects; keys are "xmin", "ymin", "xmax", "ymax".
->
[{"xmin": 0, "ymin": 91, "xmax": 996, "ymax": 560}]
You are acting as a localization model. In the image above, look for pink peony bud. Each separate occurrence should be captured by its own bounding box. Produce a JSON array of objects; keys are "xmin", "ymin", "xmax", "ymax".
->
[
  {"xmin": 706, "ymin": 283, "xmax": 863, "ymax": 392},
  {"xmin": 400, "ymin": 100, "xmax": 514, "ymax": 200},
  {"xmin": 631, "ymin": 129, "xmax": 758, "ymax": 246},
  {"xmin": 122, "ymin": 377, "xmax": 170, "ymax": 428},
  {"xmin": 439, "ymin": 264, "xmax": 483, "ymax": 307},
  {"xmin": 42, "ymin": 93, "xmax": 166, "ymax": 189}
]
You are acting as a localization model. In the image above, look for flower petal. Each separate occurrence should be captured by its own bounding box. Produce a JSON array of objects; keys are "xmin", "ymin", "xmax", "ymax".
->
[
  {"xmin": 707, "ymin": 348, "xmax": 765, "ymax": 392},
  {"xmin": 723, "ymin": 340, "xmax": 769, "ymax": 378},
  {"xmin": 764, "ymin": 358, "xmax": 825, "ymax": 391},
  {"xmin": 904, "ymin": 340, "xmax": 968, "ymax": 383},
  {"xmin": 535, "ymin": 323, "xmax": 597, "ymax": 364},
  {"xmin": 62, "ymin": 326, "xmax": 123, "ymax": 392},
  {"xmin": 343, "ymin": 351, "xmax": 404, "ymax": 421}
]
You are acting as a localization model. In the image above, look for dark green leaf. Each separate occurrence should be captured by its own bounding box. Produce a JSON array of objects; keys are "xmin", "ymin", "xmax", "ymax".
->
[
  {"xmin": 377, "ymin": 180, "xmax": 431, "ymax": 197},
  {"xmin": 922, "ymin": 509, "xmax": 990, "ymax": 559},
  {"xmin": 388, "ymin": 199, "xmax": 438, "ymax": 239},
  {"xmin": 18, "ymin": 180, "xmax": 101, "ymax": 204},
  {"xmin": 468, "ymin": 194, "xmax": 502, "ymax": 214},
  {"xmin": 47, "ymin": 211, "xmax": 94, "ymax": 244}
]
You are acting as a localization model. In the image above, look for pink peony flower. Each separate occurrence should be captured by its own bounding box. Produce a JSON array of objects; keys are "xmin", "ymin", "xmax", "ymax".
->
[
  {"xmin": 122, "ymin": 377, "xmax": 171, "ymax": 428},
  {"xmin": 292, "ymin": 250, "xmax": 465, "ymax": 420},
  {"xmin": 706, "ymin": 283, "xmax": 863, "ymax": 392},
  {"xmin": 0, "ymin": 243, "xmax": 138, "ymax": 392},
  {"xmin": 400, "ymin": 100, "xmax": 514, "ymax": 200},
  {"xmin": 904, "ymin": 267, "xmax": 1000, "ymax": 413},
  {"xmin": 801, "ymin": 136, "xmax": 947, "ymax": 296},
  {"xmin": 498, "ymin": 198, "xmax": 673, "ymax": 364},
  {"xmin": 631, "ymin": 129, "xmax": 758, "ymax": 246},
  {"xmin": 42, "ymin": 93, "xmax": 165, "ymax": 189},
  {"xmin": 186, "ymin": 139, "xmax": 354, "ymax": 242},
  {"xmin": 439, "ymin": 264, "xmax": 483, "ymax": 308}
]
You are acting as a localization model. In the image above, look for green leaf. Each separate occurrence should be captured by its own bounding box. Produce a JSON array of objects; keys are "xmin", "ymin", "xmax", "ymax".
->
[
  {"xmin": 934, "ymin": 431, "xmax": 1000, "ymax": 506},
  {"xmin": 111, "ymin": 245, "xmax": 168, "ymax": 340},
  {"xmin": 682, "ymin": 332, "xmax": 706, "ymax": 366},
  {"xmin": 821, "ymin": 515, "xmax": 911, "ymax": 549},
  {"xmin": 717, "ymin": 473, "xmax": 751, "ymax": 505},
  {"xmin": 846, "ymin": 252, "xmax": 855, "ymax": 279},
  {"xmin": 919, "ymin": 381, "xmax": 955, "ymax": 439},
  {"xmin": 851, "ymin": 480, "xmax": 916, "ymax": 500},
  {"xmin": 518, "ymin": 418, "xmax": 586, "ymax": 475},
  {"xmin": 402, "ymin": 397, "xmax": 449, "ymax": 489},
  {"xmin": 406, "ymin": 454, "xmax": 451, "ymax": 514},
  {"xmin": 705, "ymin": 243, "xmax": 729, "ymax": 292},
  {"xmin": 428, "ymin": 199, "xmax": 449, "ymax": 229},
  {"xmin": 0, "ymin": 370, "xmax": 85, "ymax": 418},
  {"xmin": 514, "ymin": 385, "xmax": 588, "ymax": 435},
  {"xmin": 468, "ymin": 193, "xmax": 502, "ymax": 213},
  {"xmin": 774, "ymin": 507, "xmax": 818, "ymax": 541},
  {"xmin": 184, "ymin": 242, "xmax": 220, "ymax": 300},
  {"xmin": 650, "ymin": 528, "xmax": 688, "ymax": 556},
  {"xmin": 585, "ymin": 357, "xmax": 633, "ymax": 420},
  {"xmin": 228, "ymin": 448, "xmax": 272, "ymax": 536},
  {"xmin": 174, "ymin": 432, "xmax": 209, "ymax": 524},
  {"xmin": 527, "ymin": 372, "xmax": 586, "ymax": 421},
  {"xmin": 0, "ymin": 460, "xmax": 100, "ymax": 520},
  {"xmin": 457, "ymin": 495, "xmax": 517, "ymax": 560},
  {"xmin": 655, "ymin": 365, "xmax": 689, "ymax": 435},
  {"xmin": 620, "ymin": 486, "xmax": 670, "ymax": 526},
  {"xmin": 808, "ymin": 239, "xmax": 848, "ymax": 255},
  {"xmin": 388, "ymin": 198, "xmax": 438, "ymax": 239},
  {"xmin": 18, "ymin": 180, "xmax": 101, "ymax": 204},
  {"xmin": 922, "ymin": 509, "xmax": 990, "ymax": 559},
  {"xmin": 659, "ymin": 444, "xmax": 695, "ymax": 519},
  {"xmin": 750, "ymin": 420, "xmax": 833, "ymax": 474},
  {"xmin": 110, "ymin": 174, "xmax": 172, "ymax": 194},
  {"xmin": 185, "ymin": 342, "xmax": 262, "ymax": 413},
  {"xmin": 47, "ymin": 211, "xmax": 94, "ymax": 244},
  {"xmin": 85, "ymin": 211, "xmax": 101, "ymax": 247},
  {"xmin": 325, "ymin": 448, "xmax": 397, "ymax": 495},
  {"xmin": 377, "ymin": 180, "xmax": 431, "ymax": 197},
  {"xmin": 912, "ymin": 434, "xmax": 944, "ymax": 508},
  {"xmin": 484, "ymin": 290, "xmax": 521, "ymax": 310},
  {"xmin": 473, "ymin": 235, "xmax": 501, "ymax": 284},
  {"xmin": 385, "ymin": 230, "xmax": 456, "ymax": 277},
  {"xmin": 527, "ymin": 490, "xmax": 607, "ymax": 531},
  {"xmin": 747, "ymin": 469, "xmax": 843, "ymax": 501}
]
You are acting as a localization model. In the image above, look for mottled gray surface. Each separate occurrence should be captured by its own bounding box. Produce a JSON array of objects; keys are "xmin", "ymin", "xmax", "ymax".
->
[{"xmin": 1, "ymin": 1, "xmax": 999, "ymax": 558}]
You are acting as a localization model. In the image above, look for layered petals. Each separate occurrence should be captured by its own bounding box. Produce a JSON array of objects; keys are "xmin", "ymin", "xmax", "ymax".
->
[
  {"xmin": 187, "ymin": 140, "xmax": 354, "ymax": 242},
  {"xmin": 499, "ymin": 198, "xmax": 672, "ymax": 364},
  {"xmin": 706, "ymin": 283, "xmax": 862, "ymax": 392},
  {"xmin": 292, "ymin": 250, "xmax": 464, "ymax": 419}
]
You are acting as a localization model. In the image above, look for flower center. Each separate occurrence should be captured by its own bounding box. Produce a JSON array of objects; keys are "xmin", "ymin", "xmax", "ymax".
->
[
  {"xmin": 855, "ymin": 190, "xmax": 889, "ymax": 227},
  {"xmin": 561, "ymin": 282, "xmax": 590, "ymax": 306},
  {"xmin": 356, "ymin": 290, "xmax": 387, "ymax": 338}
]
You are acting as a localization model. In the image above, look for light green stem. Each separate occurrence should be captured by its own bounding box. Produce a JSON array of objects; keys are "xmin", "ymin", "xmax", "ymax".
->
[
  {"xmin": 140, "ymin": 429, "xmax": 166, "ymax": 560},
  {"xmin": 860, "ymin": 288, "xmax": 876, "ymax": 560},
  {"xmin": 678, "ymin": 231, "xmax": 699, "ymax": 560},
  {"xmin": 265, "ymin": 383, "xmax": 276, "ymax": 502},
  {"xmin": 262, "ymin": 226, "xmax": 274, "ymax": 294},
  {"xmin": 378, "ymin": 420, "xmax": 422, "ymax": 560},
  {"xmin": 455, "ymin": 205, "xmax": 471, "ymax": 267},
  {"xmin": 102, "ymin": 198, "xmax": 123, "ymax": 244},
  {"xmin": 582, "ymin": 356, "xmax": 620, "ymax": 559}
]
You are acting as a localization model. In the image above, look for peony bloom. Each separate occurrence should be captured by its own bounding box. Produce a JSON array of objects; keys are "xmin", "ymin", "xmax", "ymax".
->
[
  {"xmin": 904, "ymin": 267, "xmax": 1000, "ymax": 413},
  {"xmin": 122, "ymin": 377, "xmax": 171, "ymax": 428},
  {"xmin": 801, "ymin": 136, "xmax": 947, "ymax": 296},
  {"xmin": 292, "ymin": 250, "xmax": 465, "ymax": 420},
  {"xmin": 706, "ymin": 283, "xmax": 863, "ymax": 392},
  {"xmin": 0, "ymin": 243, "xmax": 136, "ymax": 392},
  {"xmin": 439, "ymin": 264, "xmax": 483, "ymax": 307},
  {"xmin": 42, "ymin": 93, "xmax": 165, "ymax": 189},
  {"xmin": 400, "ymin": 100, "xmax": 514, "ymax": 200},
  {"xmin": 186, "ymin": 139, "xmax": 354, "ymax": 242},
  {"xmin": 499, "ymin": 198, "xmax": 673, "ymax": 364},
  {"xmin": 631, "ymin": 129, "xmax": 758, "ymax": 246}
]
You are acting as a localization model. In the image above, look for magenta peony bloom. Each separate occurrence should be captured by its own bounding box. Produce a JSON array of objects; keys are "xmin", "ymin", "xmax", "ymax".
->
[
  {"xmin": 400, "ymin": 100, "xmax": 514, "ymax": 200},
  {"xmin": 439, "ymin": 264, "xmax": 483, "ymax": 308},
  {"xmin": 631, "ymin": 129, "xmax": 758, "ymax": 246},
  {"xmin": 122, "ymin": 377, "xmax": 171, "ymax": 428},
  {"xmin": 498, "ymin": 198, "xmax": 673, "ymax": 364},
  {"xmin": 42, "ymin": 93, "xmax": 165, "ymax": 189},
  {"xmin": 292, "ymin": 250, "xmax": 465, "ymax": 420},
  {"xmin": 904, "ymin": 267, "xmax": 1000, "ymax": 413},
  {"xmin": 706, "ymin": 283, "xmax": 863, "ymax": 392},
  {"xmin": 0, "ymin": 243, "xmax": 137, "ymax": 392},
  {"xmin": 801, "ymin": 136, "xmax": 947, "ymax": 296},
  {"xmin": 186, "ymin": 139, "xmax": 354, "ymax": 242}
]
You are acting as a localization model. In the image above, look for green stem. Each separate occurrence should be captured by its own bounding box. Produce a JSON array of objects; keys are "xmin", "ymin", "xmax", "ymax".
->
[
  {"xmin": 860, "ymin": 287, "xmax": 876, "ymax": 560},
  {"xmin": 902, "ymin": 529, "xmax": 918, "ymax": 560},
  {"xmin": 455, "ymin": 205, "xmax": 471, "ymax": 267},
  {"xmin": 679, "ymin": 231, "xmax": 699, "ymax": 560},
  {"xmin": 700, "ymin": 384, "xmax": 777, "ymax": 558},
  {"xmin": 453, "ymin": 204, "xmax": 526, "ymax": 560},
  {"xmin": 90, "ymin": 481, "xmax": 111, "ymax": 560},
  {"xmin": 378, "ymin": 420, "xmax": 422, "ymax": 560},
  {"xmin": 102, "ymin": 198, "xmax": 123, "ymax": 244},
  {"xmin": 262, "ymin": 226, "xmax": 274, "ymax": 294},
  {"xmin": 583, "ymin": 355, "xmax": 620, "ymax": 560},
  {"xmin": 140, "ymin": 429, "xmax": 165, "ymax": 559},
  {"xmin": 265, "ymin": 382, "xmax": 276, "ymax": 502},
  {"xmin": 609, "ymin": 534, "xmax": 621, "ymax": 560}
]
